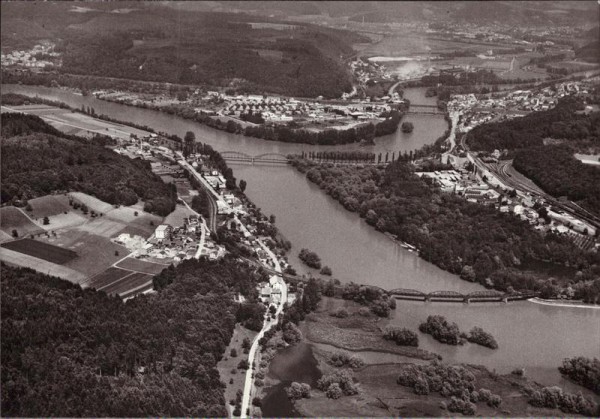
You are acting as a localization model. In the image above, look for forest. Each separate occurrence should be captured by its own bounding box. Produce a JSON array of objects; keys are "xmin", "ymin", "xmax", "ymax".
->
[
  {"xmin": 513, "ymin": 145, "xmax": 600, "ymax": 216},
  {"xmin": 467, "ymin": 96, "xmax": 600, "ymax": 152},
  {"xmin": 1, "ymin": 257, "xmax": 265, "ymax": 416},
  {"xmin": 290, "ymin": 159, "xmax": 600, "ymax": 301},
  {"xmin": 0, "ymin": 113, "xmax": 177, "ymax": 216}
]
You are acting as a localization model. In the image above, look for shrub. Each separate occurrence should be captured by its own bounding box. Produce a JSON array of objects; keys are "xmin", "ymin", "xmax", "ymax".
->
[
  {"xmin": 383, "ymin": 327, "xmax": 419, "ymax": 347},
  {"xmin": 299, "ymin": 248, "xmax": 321, "ymax": 269},
  {"xmin": 419, "ymin": 315, "xmax": 461, "ymax": 345},
  {"xmin": 466, "ymin": 327, "xmax": 498, "ymax": 349},
  {"xmin": 317, "ymin": 370, "xmax": 358, "ymax": 397},
  {"xmin": 558, "ymin": 357, "xmax": 600, "ymax": 395},
  {"xmin": 529, "ymin": 386, "xmax": 596, "ymax": 415},
  {"xmin": 448, "ymin": 396, "xmax": 476, "ymax": 415},
  {"xmin": 330, "ymin": 308, "xmax": 349, "ymax": 318},
  {"xmin": 237, "ymin": 360, "xmax": 249, "ymax": 370},
  {"xmin": 329, "ymin": 352, "xmax": 364, "ymax": 369},
  {"xmin": 252, "ymin": 397, "xmax": 262, "ymax": 407},
  {"xmin": 286, "ymin": 382, "xmax": 311, "ymax": 400},
  {"xmin": 370, "ymin": 298, "xmax": 391, "ymax": 317},
  {"xmin": 320, "ymin": 266, "xmax": 332, "ymax": 276},
  {"xmin": 230, "ymin": 348, "xmax": 238, "ymax": 357},
  {"xmin": 325, "ymin": 383, "xmax": 343, "ymax": 399}
]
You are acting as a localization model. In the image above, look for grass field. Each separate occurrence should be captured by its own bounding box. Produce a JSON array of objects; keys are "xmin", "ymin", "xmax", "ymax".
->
[
  {"xmin": 1, "ymin": 238, "xmax": 78, "ymax": 264},
  {"xmin": 86, "ymin": 266, "xmax": 133, "ymax": 289},
  {"xmin": 0, "ymin": 207, "xmax": 44, "ymax": 237},
  {"xmin": 26, "ymin": 195, "xmax": 72, "ymax": 219},
  {"xmin": 68, "ymin": 192, "xmax": 114, "ymax": 214},
  {"xmin": 116, "ymin": 257, "xmax": 168, "ymax": 275},
  {"xmin": 163, "ymin": 204, "xmax": 196, "ymax": 228},
  {"xmin": 0, "ymin": 248, "xmax": 86, "ymax": 283},
  {"xmin": 78, "ymin": 218, "xmax": 127, "ymax": 237}
]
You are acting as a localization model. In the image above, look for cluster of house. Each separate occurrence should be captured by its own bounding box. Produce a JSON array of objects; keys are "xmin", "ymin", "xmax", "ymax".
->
[
  {"xmin": 144, "ymin": 219, "xmax": 225, "ymax": 262},
  {"xmin": 1, "ymin": 42, "xmax": 60, "ymax": 69},
  {"xmin": 450, "ymin": 81, "xmax": 588, "ymax": 134},
  {"xmin": 210, "ymin": 93, "xmax": 315, "ymax": 123},
  {"xmin": 259, "ymin": 276, "xmax": 284, "ymax": 306},
  {"xmin": 349, "ymin": 59, "xmax": 392, "ymax": 87}
]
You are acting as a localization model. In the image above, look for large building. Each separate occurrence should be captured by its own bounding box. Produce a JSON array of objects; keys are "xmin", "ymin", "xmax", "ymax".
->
[{"xmin": 155, "ymin": 224, "xmax": 173, "ymax": 241}]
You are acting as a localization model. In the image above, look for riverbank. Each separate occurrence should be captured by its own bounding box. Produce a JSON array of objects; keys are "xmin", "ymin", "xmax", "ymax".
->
[
  {"xmin": 3, "ymin": 75, "xmax": 405, "ymax": 146},
  {"xmin": 261, "ymin": 296, "xmax": 600, "ymax": 417}
]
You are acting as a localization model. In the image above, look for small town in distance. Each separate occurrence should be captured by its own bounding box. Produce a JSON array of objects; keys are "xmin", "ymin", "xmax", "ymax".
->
[{"xmin": 1, "ymin": 2, "xmax": 599, "ymax": 418}]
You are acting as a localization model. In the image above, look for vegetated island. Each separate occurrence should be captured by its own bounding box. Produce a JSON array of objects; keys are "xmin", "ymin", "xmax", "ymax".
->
[{"xmin": 289, "ymin": 157, "xmax": 600, "ymax": 303}]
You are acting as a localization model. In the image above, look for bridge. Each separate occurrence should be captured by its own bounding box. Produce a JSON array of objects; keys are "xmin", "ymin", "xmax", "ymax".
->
[
  {"xmin": 388, "ymin": 288, "xmax": 539, "ymax": 303},
  {"xmin": 247, "ymin": 259, "xmax": 538, "ymax": 304},
  {"xmin": 407, "ymin": 104, "xmax": 445, "ymax": 115},
  {"xmin": 221, "ymin": 151, "xmax": 289, "ymax": 165}
]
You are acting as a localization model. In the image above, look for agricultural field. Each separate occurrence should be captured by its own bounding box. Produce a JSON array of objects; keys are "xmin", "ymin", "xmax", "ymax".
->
[
  {"xmin": 3, "ymin": 105, "xmax": 152, "ymax": 140},
  {"xmin": 86, "ymin": 266, "xmax": 133, "ymax": 290},
  {"xmin": 1, "ymin": 238, "xmax": 77, "ymax": 264},
  {"xmin": 58, "ymin": 231, "xmax": 127, "ymax": 277},
  {"xmin": 0, "ymin": 207, "xmax": 44, "ymax": 237},
  {"xmin": 101, "ymin": 272, "xmax": 153, "ymax": 296},
  {"xmin": 0, "ymin": 248, "xmax": 86, "ymax": 284},
  {"xmin": 163, "ymin": 204, "xmax": 196, "ymax": 228},
  {"xmin": 116, "ymin": 256, "xmax": 168, "ymax": 275},
  {"xmin": 78, "ymin": 218, "xmax": 128, "ymax": 238}
]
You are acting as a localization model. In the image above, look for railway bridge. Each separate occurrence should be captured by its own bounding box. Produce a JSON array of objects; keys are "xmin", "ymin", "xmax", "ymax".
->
[
  {"xmin": 248, "ymin": 260, "xmax": 538, "ymax": 304},
  {"xmin": 221, "ymin": 151, "xmax": 289, "ymax": 165},
  {"xmin": 388, "ymin": 288, "xmax": 539, "ymax": 303}
]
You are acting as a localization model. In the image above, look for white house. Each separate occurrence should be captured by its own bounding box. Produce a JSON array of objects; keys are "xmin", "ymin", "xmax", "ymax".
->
[{"xmin": 155, "ymin": 224, "xmax": 173, "ymax": 240}]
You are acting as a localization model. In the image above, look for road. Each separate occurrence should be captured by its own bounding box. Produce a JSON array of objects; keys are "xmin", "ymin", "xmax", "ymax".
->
[
  {"xmin": 176, "ymin": 153, "xmax": 290, "ymax": 417},
  {"xmin": 240, "ymin": 243, "xmax": 286, "ymax": 418},
  {"xmin": 176, "ymin": 153, "xmax": 224, "ymax": 233}
]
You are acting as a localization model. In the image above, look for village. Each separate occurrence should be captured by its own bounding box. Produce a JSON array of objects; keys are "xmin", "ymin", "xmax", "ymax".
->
[
  {"xmin": 110, "ymin": 132, "xmax": 292, "ymax": 302},
  {"xmin": 1, "ymin": 41, "xmax": 61, "ymax": 70}
]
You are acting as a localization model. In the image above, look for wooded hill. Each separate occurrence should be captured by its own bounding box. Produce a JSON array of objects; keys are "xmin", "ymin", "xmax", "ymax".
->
[
  {"xmin": 1, "ymin": 113, "xmax": 177, "ymax": 216},
  {"xmin": 1, "ymin": 258, "xmax": 265, "ymax": 416},
  {"xmin": 1, "ymin": 2, "xmax": 361, "ymax": 98}
]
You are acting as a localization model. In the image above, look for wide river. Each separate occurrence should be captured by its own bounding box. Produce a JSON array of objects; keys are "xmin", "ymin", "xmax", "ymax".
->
[{"xmin": 3, "ymin": 84, "xmax": 599, "ymax": 391}]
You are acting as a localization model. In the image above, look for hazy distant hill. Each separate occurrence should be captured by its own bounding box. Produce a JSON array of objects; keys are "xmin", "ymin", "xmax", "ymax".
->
[{"xmin": 1, "ymin": 2, "xmax": 360, "ymax": 97}]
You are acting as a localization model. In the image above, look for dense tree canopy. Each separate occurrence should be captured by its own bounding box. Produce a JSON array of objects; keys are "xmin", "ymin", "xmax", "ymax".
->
[
  {"xmin": 513, "ymin": 145, "xmax": 600, "ymax": 216},
  {"xmin": 1, "ymin": 113, "xmax": 177, "ymax": 215},
  {"xmin": 1, "ymin": 257, "xmax": 264, "ymax": 416},
  {"xmin": 467, "ymin": 96, "xmax": 600, "ymax": 152}
]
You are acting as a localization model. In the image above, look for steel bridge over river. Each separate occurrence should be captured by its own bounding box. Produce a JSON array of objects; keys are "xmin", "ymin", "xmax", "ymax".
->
[{"xmin": 246, "ymin": 259, "xmax": 539, "ymax": 304}]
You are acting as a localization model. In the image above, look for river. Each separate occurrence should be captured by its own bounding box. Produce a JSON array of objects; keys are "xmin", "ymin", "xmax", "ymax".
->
[{"xmin": 3, "ymin": 84, "xmax": 599, "ymax": 391}]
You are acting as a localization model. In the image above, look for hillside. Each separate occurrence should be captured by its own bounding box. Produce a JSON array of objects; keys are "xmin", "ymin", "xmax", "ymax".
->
[
  {"xmin": 1, "ymin": 258, "xmax": 263, "ymax": 416},
  {"xmin": 0, "ymin": 113, "xmax": 176, "ymax": 216},
  {"xmin": 576, "ymin": 41, "xmax": 600, "ymax": 64},
  {"xmin": 467, "ymin": 96, "xmax": 600, "ymax": 152},
  {"xmin": 1, "ymin": 2, "xmax": 360, "ymax": 98}
]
